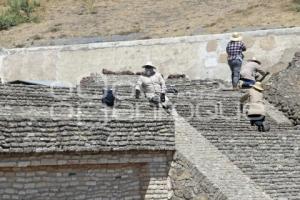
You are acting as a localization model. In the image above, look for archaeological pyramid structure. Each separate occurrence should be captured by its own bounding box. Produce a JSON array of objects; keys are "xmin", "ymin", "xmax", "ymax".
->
[{"xmin": 0, "ymin": 54, "xmax": 299, "ymax": 200}]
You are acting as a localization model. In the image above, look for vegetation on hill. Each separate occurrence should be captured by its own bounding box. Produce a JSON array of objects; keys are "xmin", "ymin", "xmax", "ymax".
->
[
  {"xmin": 293, "ymin": 0, "xmax": 300, "ymax": 12},
  {"xmin": 0, "ymin": 0, "xmax": 40, "ymax": 30}
]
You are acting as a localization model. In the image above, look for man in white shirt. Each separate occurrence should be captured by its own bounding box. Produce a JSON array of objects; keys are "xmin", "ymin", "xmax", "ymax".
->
[{"xmin": 135, "ymin": 62, "xmax": 170, "ymax": 109}]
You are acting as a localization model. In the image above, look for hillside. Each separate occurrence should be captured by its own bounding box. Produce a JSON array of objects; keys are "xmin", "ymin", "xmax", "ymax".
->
[
  {"xmin": 0, "ymin": 0, "xmax": 299, "ymax": 48},
  {"xmin": 265, "ymin": 52, "xmax": 300, "ymax": 125}
]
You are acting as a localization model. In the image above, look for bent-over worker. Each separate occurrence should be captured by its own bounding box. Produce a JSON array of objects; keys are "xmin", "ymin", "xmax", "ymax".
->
[
  {"xmin": 240, "ymin": 82, "xmax": 270, "ymax": 132},
  {"xmin": 240, "ymin": 57, "xmax": 267, "ymax": 88}
]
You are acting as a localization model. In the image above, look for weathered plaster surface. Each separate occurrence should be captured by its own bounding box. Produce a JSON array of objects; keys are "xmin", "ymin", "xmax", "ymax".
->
[{"xmin": 0, "ymin": 27, "xmax": 299, "ymax": 85}]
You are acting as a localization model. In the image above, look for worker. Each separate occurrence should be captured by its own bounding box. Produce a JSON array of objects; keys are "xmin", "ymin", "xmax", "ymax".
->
[
  {"xmin": 135, "ymin": 62, "xmax": 170, "ymax": 109},
  {"xmin": 240, "ymin": 82, "xmax": 270, "ymax": 132},
  {"xmin": 226, "ymin": 32, "xmax": 247, "ymax": 90},
  {"xmin": 240, "ymin": 57, "xmax": 267, "ymax": 88}
]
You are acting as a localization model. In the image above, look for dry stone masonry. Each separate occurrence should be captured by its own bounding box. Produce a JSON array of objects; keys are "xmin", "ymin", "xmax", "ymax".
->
[
  {"xmin": 0, "ymin": 81, "xmax": 175, "ymax": 200},
  {"xmin": 0, "ymin": 72, "xmax": 299, "ymax": 200},
  {"xmin": 168, "ymin": 78, "xmax": 299, "ymax": 200},
  {"xmin": 169, "ymin": 152, "xmax": 227, "ymax": 200},
  {"xmin": 265, "ymin": 52, "xmax": 300, "ymax": 126}
]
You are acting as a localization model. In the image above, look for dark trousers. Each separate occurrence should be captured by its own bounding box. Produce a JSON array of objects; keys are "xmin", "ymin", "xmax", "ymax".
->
[
  {"xmin": 240, "ymin": 78, "xmax": 255, "ymax": 88},
  {"xmin": 249, "ymin": 115, "xmax": 266, "ymax": 131},
  {"xmin": 228, "ymin": 59, "xmax": 242, "ymax": 87}
]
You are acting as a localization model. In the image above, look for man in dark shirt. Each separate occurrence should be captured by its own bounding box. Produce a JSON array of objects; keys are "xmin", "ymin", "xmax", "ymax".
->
[{"xmin": 226, "ymin": 32, "xmax": 247, "ymax": 90}]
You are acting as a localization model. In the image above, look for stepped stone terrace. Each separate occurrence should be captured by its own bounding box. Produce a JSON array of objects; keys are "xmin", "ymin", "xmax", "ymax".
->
[{"xmin": 0, "ymin": 74, "xmax": 299, "ymax": 200}]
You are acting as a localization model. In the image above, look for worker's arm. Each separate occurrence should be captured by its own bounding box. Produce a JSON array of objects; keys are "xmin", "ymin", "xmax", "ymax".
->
[
  {"xmin": 240, "ymin": 93, "xmax": 250, "ymax": 104},
  {"xmin": 135, "ymin": 77, "xmax": 142, "ymax": 99},
  {"xmin": 241, "ymin": 42, "xmax": 247, "ymax": 51},
  {"xmin": 158, "ymin": 74, "xmax": 167, "ymax": 94},
  {"xmin": 241, "ymin": 42, "xmax": 247, "ymax": 52},
  {"xmin": 240, "ymin": 93, "xmax": 250, "ymax": 113},
  {"xmin": 158, "ymin": 74, "xmax": 167, "ymax": 102},
  {"xmin": 256, "ymin": 65, "xmax": 267, "ymax": 76}
]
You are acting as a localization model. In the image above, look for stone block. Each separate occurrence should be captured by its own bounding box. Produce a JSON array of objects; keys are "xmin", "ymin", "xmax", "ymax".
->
[
  {"xmin": 206, "ymin": 40, "xmax": 218, "ymax": 52},
  {"xmin": 218, "ymin": 53, "xmax": 227, "ymax": 64},
  {"xmin": 259, "ymin": 35, "xmax": 276, "ymax": 51}
]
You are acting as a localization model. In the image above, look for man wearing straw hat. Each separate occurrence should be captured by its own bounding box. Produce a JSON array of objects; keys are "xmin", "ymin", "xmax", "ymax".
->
[
  {"xmin": 226, "ymin": 32, "xmax": 247, "ymax": 90},
  {"xmin": 240, "ymin": 57, "xmax": 267, "ymax": 88},
  {"xmin": 135, "ymin": 62, "xmax": 170, "ymax": 109},
  {"xmin": 240, "ymin": 82, "xmax": 270, "ymax": 132}
]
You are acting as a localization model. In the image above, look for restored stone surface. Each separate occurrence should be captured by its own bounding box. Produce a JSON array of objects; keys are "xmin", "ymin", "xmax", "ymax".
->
[
  {"xmin": 259, "ymin": 36, "xmax": 276, "ymax": 51},
  {"xmin": 170, "ymin": 79, "xmax": 299, "ymax": 200},
  {"xmin": 0, "ymin": 75, "xmax": 176, "ymax": 199},
  {"xmin": 167, "ymin": 79, "xmax": 293, "ymax": 132},
  {"xmin": 0, "ymin": 74, "xmax": 298, "ymax": 200},
  {"xmin": 0, "ymin": 82, "xmax": 175, "ymax": 153},
  {"xmin": 206, "ymin": 40, "xmax": 218, "ymax": 52},
  {"xmin": 169, "ymin": 152, "xmax": 227, "ymax": 200},
  {"xmin": 1, "ymin": 28, "xmax": 300, "ymax": 84},
  {"xmin": 174, "ymin": 111, "xmax": 274, "ymax": 200},
  {"xmin": 218, "ymin": 53, "xmax": 227, "ymax": 64},
  {"xmin": 243, "ymin": 36, "xmax": 256, "ymax": 48},
  {"xmin": 0, "ymin": 152, "xmax": 173, "ymax": 200}
]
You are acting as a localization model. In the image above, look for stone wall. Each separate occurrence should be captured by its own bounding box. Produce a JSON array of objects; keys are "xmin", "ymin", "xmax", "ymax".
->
[
  {"xmin": 0, "ymin": 151, "xmax": 173, "ymax": 200},
  {"xmin": 265, "ymin": 52, "xmax": 300, "ymax": 125},
  {"xmin": 169, "ymin": 153, "xmax": 227, "ymax": 200},
  {"xmin": 0, "ymin": 28, "xmax": 300, "ymax": 85}
]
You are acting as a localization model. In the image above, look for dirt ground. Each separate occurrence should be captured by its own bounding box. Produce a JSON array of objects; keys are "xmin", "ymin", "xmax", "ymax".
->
[{"xmin": 0, "ymin": 0, "xmax": 299, "ymax": 48}]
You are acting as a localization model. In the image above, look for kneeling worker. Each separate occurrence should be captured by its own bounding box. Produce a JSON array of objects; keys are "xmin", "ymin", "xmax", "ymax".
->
[
  {"xmin": 240, "ymin": 82, "xmax": 270, "ymax": 132},
  {"xmin": 240, "ymin": 57, "xmax": 267, "ymax": 88},
  {"xmin": 135, "ymin": 62, "xmax": 170, "ymax": 109}
]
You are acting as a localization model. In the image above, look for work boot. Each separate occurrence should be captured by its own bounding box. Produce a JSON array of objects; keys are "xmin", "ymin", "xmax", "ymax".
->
[
  {"xmin": 262, "ymin": 122, "xmax": 271, "ymax": 132},
  {"xmin": 257, "ymin": 125, "xmax": 262, "ymax": 132},
  {"xmin": 233, "ymin": 86, "xmax": 239, "ymax": 91}
]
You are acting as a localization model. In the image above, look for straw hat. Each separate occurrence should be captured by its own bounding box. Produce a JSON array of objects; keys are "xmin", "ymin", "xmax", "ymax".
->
[
  {"xmin": 248, "ymin": 57, "xmax": 261, "ymax": 65},
  {"xmin": 230, "ymin": 32, "xmax": 242, "ymax": 41},
  {"xmin": 142, "ymin": 61, "xmax": 156, "ymax": 69},
  {"xmin": 253, "ymin": 82, "xmax": 264, "ymax": 91}
]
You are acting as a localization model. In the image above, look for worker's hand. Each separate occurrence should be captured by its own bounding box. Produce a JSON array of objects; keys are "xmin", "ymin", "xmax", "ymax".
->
[
  {"xmin": 135, "ymin": 89, "xmax": 140, "ymax": 99},
  {"xmin": 160, "ymin": 93, "xmax": 165, "ymax": 102}
]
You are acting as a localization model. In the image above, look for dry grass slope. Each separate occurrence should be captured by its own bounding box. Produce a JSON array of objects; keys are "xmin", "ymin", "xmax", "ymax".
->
[{"xmin": 0, "ymin": 0, "xmax": 299, "ymax": 48}]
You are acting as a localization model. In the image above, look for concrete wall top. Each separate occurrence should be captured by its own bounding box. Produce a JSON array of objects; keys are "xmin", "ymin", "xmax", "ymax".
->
[
  {"xmin": 1, "ymin": 27, "xmax": 300, "ymax": 85},
  {"xmin": 6, "ymin": 27, "xmax": 300, "ymax": 51}
]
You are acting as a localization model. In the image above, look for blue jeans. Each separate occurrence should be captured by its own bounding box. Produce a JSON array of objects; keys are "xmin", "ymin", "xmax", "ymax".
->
[
  {"xmin": 248, "ymin": 115, "xmax": 267, "ymax": 132},
  {"xmin": 228, "ymin": 59, "xmax": 242, "ymax": 87},
  {"xmin": 240, "ymin": 78, "xmax": 255, "ymax": 88}
]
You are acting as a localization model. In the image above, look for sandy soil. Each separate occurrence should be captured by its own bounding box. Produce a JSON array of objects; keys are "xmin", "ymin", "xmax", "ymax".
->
[{"xmin": 0, "ymin": 0, "xmax": 299, "ymax": 48}]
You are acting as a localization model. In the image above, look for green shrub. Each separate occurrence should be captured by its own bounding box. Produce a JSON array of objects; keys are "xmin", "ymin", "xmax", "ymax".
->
[
  {"xmin": 292, "ymin": 0, "xmax": 300, "ymax": 12},
  {"xmin": 0, "ymin": 0, "xmax": 40, "ymax": 30},
  {"xmin": 0, "ymin": 12, "xmax": 25, "ymax": 30}
]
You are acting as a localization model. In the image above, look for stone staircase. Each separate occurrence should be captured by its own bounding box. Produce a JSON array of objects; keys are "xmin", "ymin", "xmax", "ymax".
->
[
  {"xmin": 2, "ymin": 76, "xmax": 299, "ymax": 200},
  {"xmin": 170, "ymin": 92, "xmax": 293, "ymax": 132},
  {"xmin": 167, "ymin": 79, "xmax": 299, "ymax": 200},
  {"xmin": 89, "ymin": 76, "xmax": 299, "ymax": 199},
  {"xmin": 201, "ymin": 129, "xmax": 300, "ymax": 200},
  {"xmin": 174, "ymin": 112, "xmax": 274, "ymax": 200}
]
